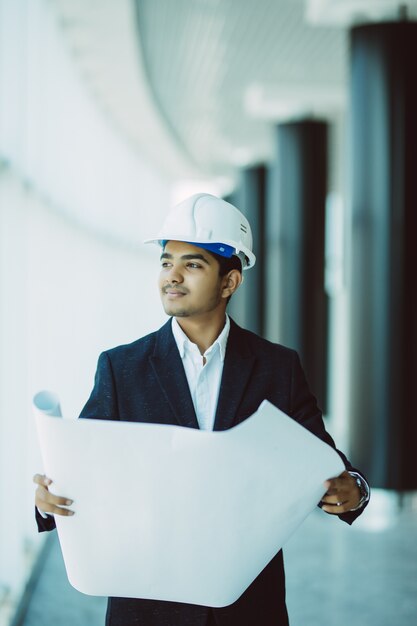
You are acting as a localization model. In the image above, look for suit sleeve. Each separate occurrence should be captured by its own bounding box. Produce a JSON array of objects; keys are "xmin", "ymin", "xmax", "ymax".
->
[
  {"xmin": 289, "ymin": 350, "xmax": 369, "ymax": 525},
  {"xmin": 79, "ymin": 351, "xmax": 119, "ymax": 420},
  {"xmin": 35, "ymin": 506, "xmax": 56, "ymax": 533}
]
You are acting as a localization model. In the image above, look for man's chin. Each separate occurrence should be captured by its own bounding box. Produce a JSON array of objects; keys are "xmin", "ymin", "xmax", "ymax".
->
[{"xmin": 162, "ymin": 306, "xmax": 191, "ymax": 318}]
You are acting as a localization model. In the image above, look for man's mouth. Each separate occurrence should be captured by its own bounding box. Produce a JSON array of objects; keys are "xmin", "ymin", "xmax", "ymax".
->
[{"xmin": 163, "ymin": 288, "xmax": 187, "ymax": 296}]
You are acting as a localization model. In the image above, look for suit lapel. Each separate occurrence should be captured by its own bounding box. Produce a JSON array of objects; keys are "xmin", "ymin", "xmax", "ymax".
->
[
  {"xmin": 149, "ymin": 319, "xmax": 199, "ymax": 429},
  {"xmin": 214, "ymin": 319, "xmax": 256, "ymax": 431}
]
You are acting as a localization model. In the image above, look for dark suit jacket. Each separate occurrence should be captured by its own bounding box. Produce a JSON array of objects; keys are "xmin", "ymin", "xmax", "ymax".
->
[{"xmin": 36, "ymin": 318, "xmax": 367, "ymax": 626}]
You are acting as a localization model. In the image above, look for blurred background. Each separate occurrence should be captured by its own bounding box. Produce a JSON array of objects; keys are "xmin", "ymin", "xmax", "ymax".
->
[{"xmin": 1, "ymin": 0, "xmax": 416, "ymax": 625}]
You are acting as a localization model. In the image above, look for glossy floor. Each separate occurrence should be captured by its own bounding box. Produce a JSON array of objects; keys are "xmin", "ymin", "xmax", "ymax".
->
[{"xmin": 21, "ymin": 491, "xmax": 417, "ymax": 626}]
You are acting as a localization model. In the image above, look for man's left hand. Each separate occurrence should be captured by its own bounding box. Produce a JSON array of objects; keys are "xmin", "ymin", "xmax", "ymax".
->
[{"xmin": 320, "ymin": 470, "xmax": 361, "ymax": 514}]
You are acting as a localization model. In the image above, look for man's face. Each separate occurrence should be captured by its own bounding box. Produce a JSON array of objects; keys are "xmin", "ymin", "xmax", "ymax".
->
[{"xmin": 158, "ymin": 241, "xmax": 226, "ymax": 319}]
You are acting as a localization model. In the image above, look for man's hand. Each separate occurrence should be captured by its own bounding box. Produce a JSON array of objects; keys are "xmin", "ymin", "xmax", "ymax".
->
[
  {"xmin": 321, "ymin": 470, "xmax": 361, "ymax": 514},
  {"xmin": 33, "ymin": 474, "xmax": 74, "ymax": 517}
]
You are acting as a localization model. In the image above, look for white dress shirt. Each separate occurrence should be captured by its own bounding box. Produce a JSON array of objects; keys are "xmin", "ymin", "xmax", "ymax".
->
[{"xmin": 171, "ymin": 315, "xmax": 230, "ymax": 431}]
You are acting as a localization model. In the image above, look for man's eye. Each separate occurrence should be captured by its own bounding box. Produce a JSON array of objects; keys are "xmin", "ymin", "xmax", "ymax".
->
[
  {"xmin": 161, "ymin": 262, "xmax": 171, "ymax": 268},
  {"xmin": 187, "ymin": 263, "xmax": 201, "ymax": 269}
]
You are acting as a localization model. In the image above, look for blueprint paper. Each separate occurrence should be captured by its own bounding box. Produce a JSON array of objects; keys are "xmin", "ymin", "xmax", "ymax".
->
[
  {"xmin": 33, "ymin": 390, "xmax": 62, "ymax": 417},
  {"xmin": 34, "ymin": 396, "xmax": 344, "ymax": 607}
]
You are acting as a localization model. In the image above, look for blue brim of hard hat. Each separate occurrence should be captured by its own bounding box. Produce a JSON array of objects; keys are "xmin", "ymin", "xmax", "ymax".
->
[{"xmin": 161, "ymin": 240, "xmax": 235, "ymax": 258}]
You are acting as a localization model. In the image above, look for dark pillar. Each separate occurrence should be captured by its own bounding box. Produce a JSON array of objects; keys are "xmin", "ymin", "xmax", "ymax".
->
[
  {"xmin": 227, "ymin": 165, "xmax": 266, "ymax": 336},
  {"xmin": 349, "ymin": 21, "xmax": 417, "ymax": 489},
  {"xmin": 266, "ymin": 120, "xmax": 329, "ymax": 412}
]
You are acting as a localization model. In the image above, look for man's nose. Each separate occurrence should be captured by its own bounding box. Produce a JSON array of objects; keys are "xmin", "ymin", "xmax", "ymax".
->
[{"xmin": 166, "ymin": 266, "xmax": 183, "ymax": 283}]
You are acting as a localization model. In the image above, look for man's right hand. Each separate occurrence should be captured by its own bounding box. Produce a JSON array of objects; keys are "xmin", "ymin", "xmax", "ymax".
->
[{"xmin": 33, "ymin": 474, "xmax": 74, "ymax": 516}]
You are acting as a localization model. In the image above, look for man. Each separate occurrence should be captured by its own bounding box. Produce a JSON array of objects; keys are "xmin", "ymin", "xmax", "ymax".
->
[{"xmin": 34, "ymin": 193, "xmax": 369, "ymax": 626}]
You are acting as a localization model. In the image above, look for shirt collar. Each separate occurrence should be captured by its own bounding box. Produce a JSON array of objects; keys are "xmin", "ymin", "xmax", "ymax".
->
[{"xmin": 171, "ymin": 315, "xmax": 230, "ymax": 362}]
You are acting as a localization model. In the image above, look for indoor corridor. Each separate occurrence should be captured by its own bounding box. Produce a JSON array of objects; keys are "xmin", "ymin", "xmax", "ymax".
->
[{"xmin": 3, "ymin": 2, "xmax": 417, "ymax": 626}]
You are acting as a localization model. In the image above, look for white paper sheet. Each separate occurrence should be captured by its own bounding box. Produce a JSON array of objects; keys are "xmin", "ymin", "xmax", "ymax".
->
[{"xmin": 34, "ymin": 393, "xmax": 344, "ymax": 607}]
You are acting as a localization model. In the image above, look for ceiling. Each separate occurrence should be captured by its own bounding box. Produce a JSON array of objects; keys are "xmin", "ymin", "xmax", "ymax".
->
[{"xmin": 52, "ymin": 0, "xmax": 417, "ymax": 183}]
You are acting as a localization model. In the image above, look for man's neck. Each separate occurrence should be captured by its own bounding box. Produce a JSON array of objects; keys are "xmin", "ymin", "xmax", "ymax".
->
[{"xmin": 175, "ymin": 311, "xmax": 227, "ymax": 355}]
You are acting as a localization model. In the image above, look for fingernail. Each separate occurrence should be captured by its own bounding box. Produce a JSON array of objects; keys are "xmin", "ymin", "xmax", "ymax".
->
[
  {"xmin": 66, "ymin": 500, "xmax": 73, "ymax": 505},
  {"xmin": 68, "ymin": 511, "xmax": 75, "ymax": 516},
  {"xmin": 45, "ymin": 478, "xmax": 52, "ymax": 485}
]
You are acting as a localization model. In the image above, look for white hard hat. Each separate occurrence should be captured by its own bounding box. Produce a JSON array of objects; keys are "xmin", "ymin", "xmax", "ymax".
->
[{"xmin": 144, "ymin": 193, "xmax": 256, "ymax": 269}]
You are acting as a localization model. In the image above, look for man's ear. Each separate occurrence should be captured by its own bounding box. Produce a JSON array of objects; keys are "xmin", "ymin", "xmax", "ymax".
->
[{"xmin": 221, "ymin": 270, "xmax": 243, "ymax": 299}]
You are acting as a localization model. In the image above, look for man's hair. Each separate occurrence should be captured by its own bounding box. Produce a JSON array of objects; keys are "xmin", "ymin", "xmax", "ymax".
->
[
  {"xmin": 208, "ymin": 251, "xmax": 242, "ymax": 304},
  {"xmin": 211, "ymin": 253, "xmax": 242, "ymax": 277}
]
